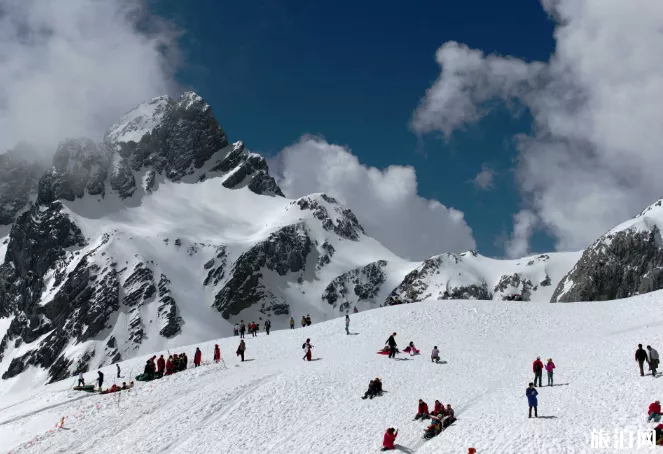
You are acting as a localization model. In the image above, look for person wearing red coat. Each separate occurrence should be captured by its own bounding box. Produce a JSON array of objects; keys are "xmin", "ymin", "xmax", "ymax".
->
[
  {"xmin": 432, "ymin": 400, "xmax": 445, "ymax": 416},
  {"xmin": 649, "ymin": 400, "xmax": 662, "ymax": 422},
  {"xmin": 381, "ymin": 428, "xmax": 398, "ymax": 451},
  {"xmin": 157, "ymin": 355, "xmax": 165, "ymax": 376},
  {"xmin": 213, "ymin": 345, "xmax": 221, "ymax": 363},
  {"xmin": 165, "ymin": 357, "xmax": 174, "ymax": 376},
  {"xmin": 532, "ymin": 357, "xmax": 544, "ymax": 387},
  {"xmin": 194, "ymin": 348, "xmax": 202, "ymax": 367},
  {"xmin": 415, "ymin": 399, "xmax": 430, "ymax": 420}
]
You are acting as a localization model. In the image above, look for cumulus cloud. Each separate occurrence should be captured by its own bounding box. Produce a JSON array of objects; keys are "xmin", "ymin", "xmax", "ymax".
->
[
  {"xmin": 270, "ymin": 136, "xmax": 476, "ymax": 260},
  {"xmin": 504, "ymin": 210, "xmax": 538, "ymax": 259},
  {"xmin": 0, "ymin": 0, "xmax": 180, "ymax": 155},
  {"xmin": 412, "ymin": 0, "xmax": 663, "ymax": 252},
  {"xmin": 472, "ymin": 164, "xmax": 496, "ymax": 190}
]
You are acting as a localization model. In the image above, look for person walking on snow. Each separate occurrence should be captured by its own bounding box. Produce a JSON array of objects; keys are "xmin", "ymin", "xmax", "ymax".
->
[
  {"xmin": 265, "ymin": 318, "xmax": 271, "ymax": 335},
  {"xmin": 303, "ymin": 338, "xmax": 313, "ymax": 361},
  {"xmin": 526, "ymin": 382, "xmax": 538, "ymax": 418},
  {"xmin": 239, "ymin": 321, "xmax": 246, "ymax": 339},
  {"xmin": 431, "ymin": 346, "xmax": 440, "ymax": 363},
  {"xmin": 214, "ymin": 344, "xmax": 221, "ymax": 363},
  {"xmin": 386, "ymin": 333, "xmax": 397, "ymax": 359},
  {"xmin": 116, "ymin": 364, "xmax": 121, "ymax": 378},
  {"xmin": 345, "ymin": 315, "xmax": 350, "ymax": 335},
  {"xmin": 237, "ymin": 340, "xmax": 246, "ymax": 362},
  {"xmin": 381, "ymin": 428, "xmax": 398, "ymax": 451},
  {"xmin": 194, "ymin": 348, "xmax": 202, "ymax": 367},
  {"xmin": 545, "ymin": 358, "xmax": 556, "ymax": 386},
  {"xmin": 532, "ymin": 357, "xmax": 544, "ymax": 387},
  {"xmin": 636, "ymin": 344, "xmax": 649, "ymax": 376},
  {"xmin": 97, "ymin": 371, "xmax": 104, "ymax": 391},
  {"xmin": 290, "ymin": 317, "xmax": 295, "ymax": 329},
  {"xmin": 78, "ymin": 373, "xmax": 85, "ymax": 387},
  {"xmin": 648, "ymin": 345, "xmax": 659, "ymax": 376},
  {"xmin": 649, "ymin": 400, "xmax": 662, "ymax": 422}
]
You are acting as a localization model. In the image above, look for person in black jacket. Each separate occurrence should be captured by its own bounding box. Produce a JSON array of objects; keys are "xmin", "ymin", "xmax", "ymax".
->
[
  {"xmin": 97, "ymin": 371, "xmax": 104, "ymax": 390},
  {"xmin": 265, "ymin": 318, "xmax": 271, "ymax": 335},
  {"xmin": 386, "ymin": 333, "xmax": 397, "ymax": 358},
  {"xmin": 636, "ymin": 344, "xmax": 649, "ymax": 377}
]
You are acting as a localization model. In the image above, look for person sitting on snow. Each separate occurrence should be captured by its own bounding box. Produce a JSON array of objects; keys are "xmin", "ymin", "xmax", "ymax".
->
[
  {"xmin": 121, "ymin": 382, "xmax": 128, "ymax": 390},
  {"xmin": 442, "ymin": 404, "xmax": 456, "ymax": 427},
  {"xmin": 649, "ymin": 400, "xmax": 662, "ymax": 422},
  {"xmin": 403, "ymin": 342, "xmax": 420, "ymax": 356},
  {"xmin": 381, "ymin": 428, "xmax": 398, "ymax": 451},
  {"xmin": 432, "ymin": 400, "xmax": 445, "ymax": 416},
  {"xmin": 431, "ymin": 346, "xmax": 440, "ymax": 363},
  {"xmin": 423, "ymin": 415, "xmax": 442, "ymax": 439},
  {"xmin": 414, "ymin": 399, "xmax": 430, "ymax": 420},
  {"xmin": 362, "ymin": 378, "xmax": 383, "ymax": 399}
]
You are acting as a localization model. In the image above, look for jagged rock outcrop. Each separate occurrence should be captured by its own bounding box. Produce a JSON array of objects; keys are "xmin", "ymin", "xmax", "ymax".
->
[
  {"xmin": 322, "ymin": 260, "xmax": 388, "ymax": 311},
  {"xmin": 0, "ymin": 147, "xmax": 46, "ymax": 224},
  {"xmin": 552, "ymin": 225, "xmax": 663, "ymax": 302},
  {"xmin": 292, "ymin": 195, "xmax": 365, "ymax": 241},
  {"xmin": 157, "ymin": 274, "xmax": 182, "ymax": 338},
  {"xmin": 213, "ymin": 224, "xmax": 312, "ymax": 318},
  {"xmin": 494, "ymin": 274, "xmax": 533, "ymax": 301}
]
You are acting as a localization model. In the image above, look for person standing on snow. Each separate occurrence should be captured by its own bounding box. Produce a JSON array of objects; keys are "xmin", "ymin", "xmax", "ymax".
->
[
  {"xmin": 194, "ymin": 348, "xmax": 202, "ymax": 367},
  {"xmin": 290, "ymin": 317, "xmax": 295, "ymax": 329},
  {"xmin": 301, "ymin": 316, "xmax": 306, "ymax": 328},
  {"xmin": 431, "ymin": 346, "xmax": 440, "ymax": 363},
  {"xmin": 303, "ymin": 338, "xmax": 313, "ymax": 361},
  {"xmin": 381, "ymin": 428, "xmax": 398, "ymax": 451},
  {"xmin": 345, "ymin": 315, "xmax": 350, "ymax": 335},
  {"xmin": 214, "ymin": 344, "xmax": 221, "ymax": 363},
  {"xmin": 353, "ymin": 306, "xmax": 358, "ymax": 313},
  {"xmin": 265, "ymin": 318, "xmax": 271, "ymax": 335},
  {"xmin": 78, "ymin": 373, "xmax": 85, "ymax": 387},
  {"xmin": 386, "ymin": 332, "xmax": 397, "ymax": 359},
  {"xmin": 545, "ymin": 358, "xmax": 556, "ymax": 386},
  {"xmin": 97, "ymin": 371, "xmax": 104, "ymax": 391},
  {"xmin": 306, "ymin": 314, "xmax": 312, "ymax": 326},
  {"xmin": 165, "ymin": 356, "xmax": 174, "ymax": 375},
  {"xmin": 237, "ymin": 340, "xmax": 246, "ymax": 362},
  {"xmin": 526, "ymin": 382, "xmax": 538, "ymax": 418},
  {"xmin": 636, "ymin": 344, "xmax": 649, "ymax": 376},
  {"xmin": 239, "ymin": 321, "xmax": 246, "ymax": 339},
  {"xmin": 532, "ymin": 357, "xmax": 544, "ymax": 387},
  {"xmin": 648, "ymin": 345, "xmax": 659, "ymax": 376},
  {"xmin": 116, "ymin": 364, "xmax": 121, "ymax": 378},
  {"xmin": 157, "ymin": 355, "xmax": 165, "ymax": 377},
  {"xmin": 234, "ymin": 323, "xmax": 239, "ymax": 336}
]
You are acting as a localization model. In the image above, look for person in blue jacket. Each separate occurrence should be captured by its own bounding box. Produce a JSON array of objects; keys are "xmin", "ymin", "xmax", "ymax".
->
[{"xmin": 526, "ymin": 382, "xmax": 538, "ymax": 418}]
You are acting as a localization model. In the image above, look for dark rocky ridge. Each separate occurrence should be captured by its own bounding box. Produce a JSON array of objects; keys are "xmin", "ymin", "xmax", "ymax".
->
[
  {"xmin": 322, "ymin": 260, "xmax": 388, "ymax": 312},
  {"xmin": 0, "ymin": 147, "xmax": 46, "ymax": 224}
]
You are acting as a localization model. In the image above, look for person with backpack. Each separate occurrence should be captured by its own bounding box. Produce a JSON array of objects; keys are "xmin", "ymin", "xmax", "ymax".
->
[
  {"xmin": 648, "ymin": 345, "xmax": 660, "ymax": 376},
  {"xmin": 239, "ymin": 321, "xmax": 246, "ymax": 339},
  {"xmin": 386, "ymin": 333, "xmax": 397, "ymax": 359},
  {"xmin": 265, "ymin": 318, "xmax": 271, "ymax": 335},
  {"xmin": 532, "ymin": 357, "xmax": 543, "ymax": 387},
  {"xmin": 290, "ymin": 317, "xmax": 295, "ymax": 329},
  {"xmin": 97, "ymin": 371, "xmax": 104, "ymax": 391},
  {"xmin": 526, "ymin": 382, "xmax": 538, "ymax": 418},
  {"xmin": 545, "ymin": 358, "xmax": 556, "ymax": 386},
  {"xmin": 636, "ymin": 344, "xmax": 649, "ymax": 376},
  {"xmin": 431, "ymin": 346, "xmax": 440, "ymax": 363},
  {"xmin": 194, "ymin": 348, "xmax": 202, "ymax": 367},
  {"xmin": 381, "ymin": 428, "xmax": 398, "ymax": 451},
  {"xmin": 302, "ymin": 338, "xmax": 313, "ymax": 361},
  {"xmin": 345, "ymin": 315, "xmax": 350, "ymax": 335},
  {"xmin": 214, "ymin": 345, "xmax": 221, "ymax": 363},
  {"xmin": 237, "ymin": 340, "xmax": 246, "ymax": 362}
]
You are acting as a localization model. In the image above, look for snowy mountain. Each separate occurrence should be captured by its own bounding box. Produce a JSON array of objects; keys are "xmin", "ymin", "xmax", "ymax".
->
[
  {"xmin": 2, "ymin": 294, "xmax": 663, "ymax": 453},
  {"xmin": 1, "ymin": 90, "xmax": 663, "ymax": 391}
]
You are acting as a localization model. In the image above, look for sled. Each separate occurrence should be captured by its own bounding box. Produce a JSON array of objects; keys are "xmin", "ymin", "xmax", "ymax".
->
[
  {"xmin": 135, "ymin": 373, "xmax": 155, "ymax": 382},
  {"xmin": 72, "ymin": 385, "xmax": 96, "ymax": 392}
]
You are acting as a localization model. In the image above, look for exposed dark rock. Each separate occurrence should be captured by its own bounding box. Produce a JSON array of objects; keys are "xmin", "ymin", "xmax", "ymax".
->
[
  {"xmin": 293, "ymin": 196, "xmax": 365, "ymax": 241},
  {"xmin": 552, "ymin": 225, "xmax": 663, "ymax": 302},
  {"xmin": 203, "ymin": 246, "xmax": 227, "ymax": 286},
  {"xmin": 157, "ymin": 274, "xmax": 182, "ymax": 338},
  {"xmin": 494, "ymin": 274, "xmax": 533, "ymax": 301},
  {"xmin": 322, "ymin": 260, "xmax": 387, "ymax": 309},
  {"xmin": 316, "ymin": 241, "xmax": 335, "ymax": 270},
  {"xmin": 109, "ymin": 157, "xmax": 136, "ymax": 199},
  {"xmin": 0, "ymin": 146, "xmax": 46, "ymax": 224}
]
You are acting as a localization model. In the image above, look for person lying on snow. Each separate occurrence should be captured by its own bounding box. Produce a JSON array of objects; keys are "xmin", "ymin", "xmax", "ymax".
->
[
  {"xmin": 403, "ymin": 342, "xmax": 420, "ymax": 356},
  {"xmin": 381, "ymin": 428, "xmax": 398, "ymax": 451},
  {"xmin": 423, "ymin": 415, "xmax": 442, "ymax": 439},
  {"xmin": 362, "ymin": 378, "xmax": 383, "ymax": 399},
  {"xmin": 414, "ymin": 399, "xmax": 430, "ymax": 420},
  {"xmin": 377, "ymin": 346, "xmax": 400, "ymax": 355}
]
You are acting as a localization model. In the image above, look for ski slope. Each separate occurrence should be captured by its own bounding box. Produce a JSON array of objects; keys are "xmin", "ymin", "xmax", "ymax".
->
[{"xmin": 2, "ymin": 292, "xmax": 663, "ymax": 454}]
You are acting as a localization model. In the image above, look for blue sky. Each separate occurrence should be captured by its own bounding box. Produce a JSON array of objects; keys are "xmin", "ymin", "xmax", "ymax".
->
[{"xmin": 156, "ymin": 0, "xmax": 557, "ymax": 257}]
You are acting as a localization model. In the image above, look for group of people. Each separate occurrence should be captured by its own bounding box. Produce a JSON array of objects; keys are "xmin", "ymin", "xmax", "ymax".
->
[
  {"xmin": 635, "ymin": 344, "xmax": 659, "ymax": 377},
  {"xmin": 646, "ymin": 400, "xmax": 663, "ymax": 445},
  {"xmin": 101, "ymin": 381, "xmax": 135, "ymax": 394},
  {"xmin": 135, "ymin": 345, "xmax": 222, "ymax": 381},
  {"xmin": 532, "ymin": 356, "xmax": 556, "ymax": 387},
  {"xmin": 236, "ymin": 321, "xmax": 261, "ymax": 338},
  {"xmin": 301, "ymin": 314, "xmax": 313, "ymax": 327},
  {"xmin": 413, "ymin": 399, "xmax": 456, "ymax": 439}
]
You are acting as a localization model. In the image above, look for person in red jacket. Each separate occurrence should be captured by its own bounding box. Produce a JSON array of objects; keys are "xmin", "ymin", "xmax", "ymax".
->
[
  {"xmin": 532, "ymin": 357, "xmax": 544, "ymax": 387},
  {"xmin": 165, "ymin": 356, "xmax": 174, "ymax": 376},
  {"xmin": 157, "ymin": 355, "xmax": 165, "ymax": 377},
  {"xmin": 432, "ymin": 400, "xmax": 445, "ymax": 416},
  {"xmin": 194, "ymin": 348, "xmax": 202, "ymax": 367},
  {"xmin": 649, "ymin": 400, "xmax": 662, "ymax": 422},
  {"xmin": 381, "ymin": 428, "xmax": 398, "ymax": 451},
  {"xmin": 214, "ymin": 345, "xmax": 221, "ymax": 363},
  {"xmin": 414, "ymin": 399, "xmax": 430, "ymax": 420}
]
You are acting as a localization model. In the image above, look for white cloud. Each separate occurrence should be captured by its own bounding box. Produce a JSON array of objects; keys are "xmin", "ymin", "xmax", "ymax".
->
[
  {"xmin": 0, "ymin": 0, "xmax": 180, "ymax": 155},
  {"xmin": 412, "ymin": 0, "xmax": 663, "ymax": 252},
  {"xmin": 270, "ymin": 136, "xmax": 476, "ymax": 260},
  {"xmin": 472, "ymin": 164, "xmax": 496, "ymax": 190},
  {"xmin": 504, "ymin": 210, "xmax": 538, "ymax": 259}
]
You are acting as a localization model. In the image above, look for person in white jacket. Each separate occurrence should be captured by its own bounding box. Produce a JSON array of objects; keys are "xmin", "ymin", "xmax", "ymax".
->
[
  {"xmin": 647, "ymin": 345, "xmax": 659, "ymax": 376},
  {"xmin": 431, "ymin": 346, "xmax": 440, "ymax": 363},
  {"xmin": 303, "ymin": 338, "xmax": 314, "ymax": 361}
]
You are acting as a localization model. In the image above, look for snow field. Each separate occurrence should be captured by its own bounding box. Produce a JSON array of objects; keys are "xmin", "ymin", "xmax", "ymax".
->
[{"xmin": 3, "ymin": 294, "xmax": 663, "ymax": 453}]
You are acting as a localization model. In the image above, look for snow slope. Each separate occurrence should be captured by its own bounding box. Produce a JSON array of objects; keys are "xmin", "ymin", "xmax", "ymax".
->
[{"xmin": 2, "ymin": 292, "xmax": 662, "ymax": 453}]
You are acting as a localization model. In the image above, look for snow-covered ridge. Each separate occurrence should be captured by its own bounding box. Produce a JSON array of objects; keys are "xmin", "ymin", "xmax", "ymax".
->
[{"xmin": 104, "ymin": 95, "xmax": 172, "ymax": 146}]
